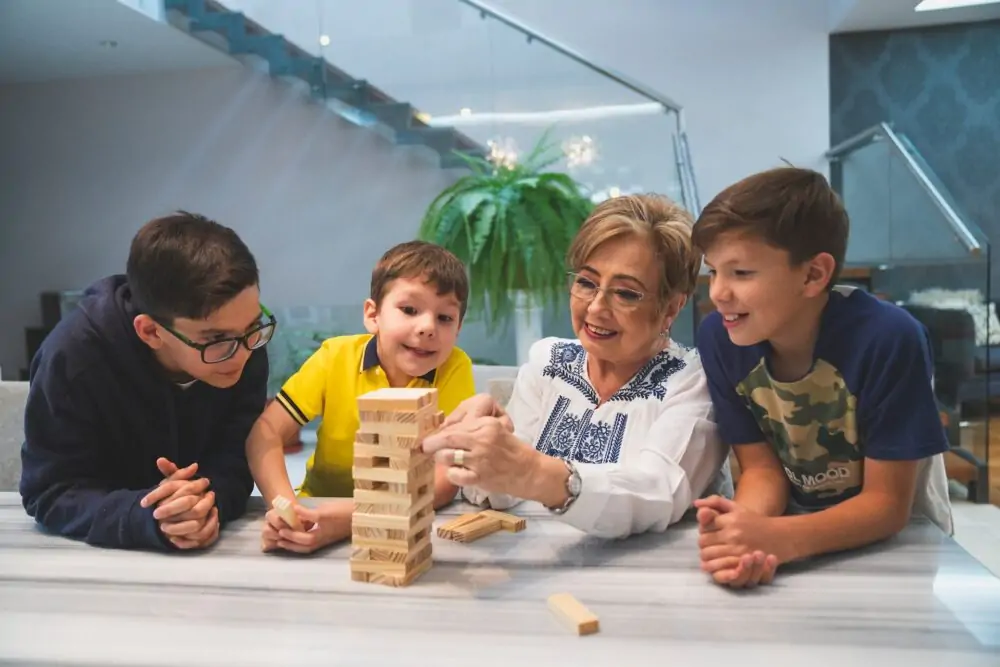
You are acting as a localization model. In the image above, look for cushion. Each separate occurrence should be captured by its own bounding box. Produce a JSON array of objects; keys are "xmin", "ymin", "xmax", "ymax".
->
[{"xmin": 0, "ymin": 382, "xmax": 28, "ymax": 491}]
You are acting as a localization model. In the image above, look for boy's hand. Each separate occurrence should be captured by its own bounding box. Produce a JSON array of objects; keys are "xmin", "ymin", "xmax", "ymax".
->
[
  {"xmin": 695, "ymin": 497, "xmax": 782, "ymax": 588},
  {"xmin": 262, "ymin": 500, "xmax": 351, "ymax": 554},
  {"xmin": 143, "ymin": 457, "xmax": 219, "ymax": 550}
]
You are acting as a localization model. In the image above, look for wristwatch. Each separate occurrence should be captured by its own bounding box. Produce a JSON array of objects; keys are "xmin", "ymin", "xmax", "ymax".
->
[{"xmin": 549, "ymin": 459, "xmax": 582, "ymax": 515}]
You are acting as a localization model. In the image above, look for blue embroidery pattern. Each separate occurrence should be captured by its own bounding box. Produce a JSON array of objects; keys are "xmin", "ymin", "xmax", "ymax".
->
[
  {"xmin": 541, "ymin": 341, "xmax": 597, "ymax": 404},
  {"xmin": 541, "ymin": 340, "xmax": 687, "ymax": 404},
  {"xmin": 536, "ymin": 397, "xmax": 627, "ymax": 464},
  {"xmin": 535, "ymin": 340, "xmax": 689, "ymax": 464}
]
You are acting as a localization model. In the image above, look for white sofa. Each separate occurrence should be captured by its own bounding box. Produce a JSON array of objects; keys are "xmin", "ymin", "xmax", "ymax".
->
[{"xmin": 0, "ymin": 382, "xmax": 28, "ymax": 491}]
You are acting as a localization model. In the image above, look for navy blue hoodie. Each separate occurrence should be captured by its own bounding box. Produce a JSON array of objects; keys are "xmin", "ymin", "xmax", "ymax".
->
[{"xmin": 20, "ymin": 275, "xmax": 267, "ymax": 550}]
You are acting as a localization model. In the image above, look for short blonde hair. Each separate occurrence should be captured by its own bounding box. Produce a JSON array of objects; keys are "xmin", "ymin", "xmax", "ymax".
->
[{"xmin": 567, "ymin": 194, "xmax": 700, "ymax": 309}]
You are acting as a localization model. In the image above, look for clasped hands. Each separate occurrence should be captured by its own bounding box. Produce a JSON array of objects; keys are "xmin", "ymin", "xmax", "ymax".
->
[
  {"xmin": 139, "ymin": 457, "xmax": 219, "ymax": 550},
  {"xmin": 694, "ymin": 496, "xmax": 788, "ymax": 589}
]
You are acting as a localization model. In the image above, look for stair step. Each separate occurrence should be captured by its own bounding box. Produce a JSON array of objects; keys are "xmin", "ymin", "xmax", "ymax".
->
[
  {"xmin": 396, "ymin": 127, "xmax": 460, "ymax": 154},
  {"xmin": 229, "ymin": 33, "xmax": 288, "ymax": 59},
  {"xmin": 190, "ymin": 10, "xmax": 247, "ymax": 41},
  {"xmin": 269, "ymin": 55, "xmax": 325, "ymax": 91},
  {"xmin": 320, "ymin": 79, "xmax": 373, "ymax": 108},
  {"xmin": 163, "ymin": 0, "xmax": 208, "ymax": 19},
  {"xmin": 368, "ymin": 103, "xmax": 416, "ymax": 131}
]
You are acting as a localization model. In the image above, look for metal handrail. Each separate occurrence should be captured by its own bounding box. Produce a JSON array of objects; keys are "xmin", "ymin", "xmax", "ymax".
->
[
  {"xmin": 825, "ymin": 122, "xmax": 981, "ymax": 254},
  {"xmin": 457, "ymin": 0, "xmax": 684, "ymax": 116},
  {"xmin": 455, "ymin": 0, "xmax": 701, "ymax": 214}
]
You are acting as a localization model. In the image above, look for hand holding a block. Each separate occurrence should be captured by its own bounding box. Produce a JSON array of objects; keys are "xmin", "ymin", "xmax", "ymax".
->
[
  {"xmin": 421, "ymin": 415, "xmax": 542, "ymax": 499},
  {"xmin": 261, "ymin": 498, "xmax": 352, "ymax": 554}
]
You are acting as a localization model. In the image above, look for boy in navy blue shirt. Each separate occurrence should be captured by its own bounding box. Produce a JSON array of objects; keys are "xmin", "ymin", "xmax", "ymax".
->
[
  {"xmin": 20, "ymin": 212, "xmax": 273, "ymax": 551},
  {"xmin": 692, "ymin": 167, "xmax": 951, "ymax": 588}
]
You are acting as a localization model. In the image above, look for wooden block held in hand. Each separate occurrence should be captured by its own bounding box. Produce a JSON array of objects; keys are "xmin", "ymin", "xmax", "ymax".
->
[
  {"xmin": 548, "ymin": 593, "xmax": 599, "ymax": 635},
  {"xmin": 271, "ymin": 495, "xmax": 303, "ymax": 531}
]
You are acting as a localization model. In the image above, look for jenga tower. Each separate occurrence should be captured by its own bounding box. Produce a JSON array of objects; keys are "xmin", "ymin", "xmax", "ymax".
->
[{"xmin": 350, "ymin": 387, "xmax": 442, "ymax": 586}]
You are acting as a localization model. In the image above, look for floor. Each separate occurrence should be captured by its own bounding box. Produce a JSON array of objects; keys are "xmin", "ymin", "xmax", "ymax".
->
[{"xmin": 267, "ymin": 433, "xmax": 1000, "ymax": 578}]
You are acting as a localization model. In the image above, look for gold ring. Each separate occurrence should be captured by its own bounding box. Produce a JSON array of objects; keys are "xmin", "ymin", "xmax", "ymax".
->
[{"xmin": 454, "ymin": 449, "xmax": 465, "ymax": 467}]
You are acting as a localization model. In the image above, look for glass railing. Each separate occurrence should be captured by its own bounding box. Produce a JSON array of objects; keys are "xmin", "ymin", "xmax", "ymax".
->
[
  {"xmin": 210, "ymin": 0, "xmax": 699, "ymax": 213},
  {"xmin": 827, "ymin": 122, "xmax": 993, "ymax": 504}
]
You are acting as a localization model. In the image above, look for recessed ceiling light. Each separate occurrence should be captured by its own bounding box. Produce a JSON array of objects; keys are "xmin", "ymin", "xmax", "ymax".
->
[
  {"xmin": 318, "ymin": 34, "xmax": 330, "ymax": 46},
  {"xmin": 915, "ymin": 0, "xmax": 1000, "ymax": 11},
  {"xmin": 99, "ymin": 40, "xmax": 118, "ymax": 48},
  {"xmin": 459, "ymin": 107, "xmax": 472, "ymax": 116}
]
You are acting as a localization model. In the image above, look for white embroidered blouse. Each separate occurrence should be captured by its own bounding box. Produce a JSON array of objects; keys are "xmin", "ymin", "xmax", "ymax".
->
[{"xmin": 461, "ymin": 337, "xmax": 732, "ymax": 539}]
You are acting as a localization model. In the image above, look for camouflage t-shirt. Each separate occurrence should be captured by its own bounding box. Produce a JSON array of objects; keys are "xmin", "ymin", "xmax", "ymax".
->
[{"xmin": 696, "ymin": 286, "xmax": 952, "ymax": 532}]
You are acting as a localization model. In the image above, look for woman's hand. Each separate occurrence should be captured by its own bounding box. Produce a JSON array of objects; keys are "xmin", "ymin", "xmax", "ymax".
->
[
  {"xmin": 261, "ymin": 499, "xmax": 352, "ymax": 554},
  {"xmin": 441, "ymin": 394, "xmax": 514, "ymax": 433},
  {"xmin": 422, "ymin": 416, "xmax": 539, "ymax": 497}
]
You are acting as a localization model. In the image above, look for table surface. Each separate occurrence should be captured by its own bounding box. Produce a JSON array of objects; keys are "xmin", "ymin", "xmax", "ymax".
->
[{"xmin": 1, "ymin": 493, "xmax": 998, "ymax": 666}]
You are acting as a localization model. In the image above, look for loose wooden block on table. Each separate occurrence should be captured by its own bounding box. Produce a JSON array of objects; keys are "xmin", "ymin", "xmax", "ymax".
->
[
  {"xmin": 478, "ymin": 509, "xmax": 527, "ymax": 532},
  {"xmin": 437, "ymin": 509, "xmax": 527, "ymax": 542},
  {"xmin": 548, "ymin": 593, "xmax": 600, "ymax": 635},
  {"xmin": 350, "ymin": 388, "xmax": 439, "ymax": 587}
]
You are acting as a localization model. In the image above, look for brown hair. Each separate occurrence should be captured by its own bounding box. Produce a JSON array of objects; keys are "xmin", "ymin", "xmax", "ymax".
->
[
  {"xmin": 691, "ymin": 167, "xmax": 849, "ymax": 287},
  {"xmin": 127, "ymin": 211, "xmax": 259, "ymax": 323},
  {"xmin": 567, "ymin": 194, "xmax": 701, "ymax": 310},
  {"xmin": 370, "ymin": 240, "xmax": 470, "ymax": 319}
]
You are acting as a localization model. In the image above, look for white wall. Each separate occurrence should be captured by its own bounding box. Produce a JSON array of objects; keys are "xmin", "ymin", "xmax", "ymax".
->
[
  {"xmin": 485, "ymin": 0, "xmax": 832, "ymax": 200},
  {"xmin": 0, "ymin": 67, "xmax": 466, "ymax": 378}
]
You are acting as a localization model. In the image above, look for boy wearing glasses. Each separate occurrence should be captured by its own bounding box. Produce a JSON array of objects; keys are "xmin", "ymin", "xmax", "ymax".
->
[{"xmin": 20, "ymin": 212, "xmax": 273, "ymax": 551}]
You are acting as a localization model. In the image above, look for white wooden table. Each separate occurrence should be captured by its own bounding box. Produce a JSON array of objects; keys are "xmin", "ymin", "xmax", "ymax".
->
[{"xmin": 1, "ymin": 493, "xmax": 998, "ymax": 665}]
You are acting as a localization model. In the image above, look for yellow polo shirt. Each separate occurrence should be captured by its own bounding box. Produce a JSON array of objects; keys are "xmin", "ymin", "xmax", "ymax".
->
[{"xmin": 275, "ymin": 333, "xmax": 475, "ymax": 498}]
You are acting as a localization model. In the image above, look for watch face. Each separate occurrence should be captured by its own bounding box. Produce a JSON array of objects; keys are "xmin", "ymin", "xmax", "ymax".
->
[{"xmin": 568, "ymin": 471, "xmax": 582, "ymax": 495}]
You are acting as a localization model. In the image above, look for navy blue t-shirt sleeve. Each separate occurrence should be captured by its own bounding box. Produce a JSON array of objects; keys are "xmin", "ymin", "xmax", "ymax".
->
[
  {"xmin": 696, "ymin": 312, "xmax": 766, "ymax": 446},
  {"xmin": 19, "ymin": 358, "xmax": 169, "ymax": 550},
  {"xmin": 199, "ymin": 348, "xmax": 267, "ymax": 525},
  {"xmin": 858, "ymin": 314, "xmax": 949, "ymax": 461}
]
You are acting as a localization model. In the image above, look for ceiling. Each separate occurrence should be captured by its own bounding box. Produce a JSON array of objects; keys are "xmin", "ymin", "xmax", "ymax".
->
[
  {"xmin": 0, "ymin": 0, "xmax": 997, "ymax": 85},
  {"xmin": 831, "ymin": 0, "xmax": 1000, "ymax": 32},
  {"xmin": 0, "ymin": 0, "xmax": 234, "ymax": 84}
]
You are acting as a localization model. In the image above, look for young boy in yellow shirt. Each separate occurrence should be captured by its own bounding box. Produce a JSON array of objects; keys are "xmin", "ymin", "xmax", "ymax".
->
[{"xmin": 246, "ymin": 241, "xmax": 475, "ymax": 553}]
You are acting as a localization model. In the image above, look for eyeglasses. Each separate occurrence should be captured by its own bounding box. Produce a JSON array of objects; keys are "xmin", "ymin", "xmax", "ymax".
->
[
  {"xmin": 567, "ymin": 272, "xmax": 646, "ymax": 311},
  {"xmin": 156, "ymin": 304, "xmax": 277, "ymax": 364}
]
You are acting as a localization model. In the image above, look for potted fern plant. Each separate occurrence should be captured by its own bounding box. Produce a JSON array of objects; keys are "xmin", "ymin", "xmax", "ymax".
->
[{"xmin": 418, "ymin": 132, "xmax": 593, "ymax": 364}]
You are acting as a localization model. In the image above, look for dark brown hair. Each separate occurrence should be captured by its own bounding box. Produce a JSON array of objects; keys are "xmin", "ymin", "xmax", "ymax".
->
[
  {"xmin": 371, "ymin": 241, "xmax": 470, "ymax": 319},
  {"xmin": 567, "ymin": 194, "xmax": 701, "ymax": 309},
  {"xmin": 126, "ymin": 211, "xmax": 259, "ymax": 323},
  {"xmin": 691, "ymin": 167, "xmax": 849, "ymax": 287}
]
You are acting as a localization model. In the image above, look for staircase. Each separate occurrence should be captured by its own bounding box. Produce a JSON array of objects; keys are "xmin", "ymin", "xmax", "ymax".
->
[
  {"xmin": 161, "ymin": 0, "xmax": 699, "ymax": 212},
  {"xmin": 163, "ymin": 0, "xmax": 488, "ymax": 170}
]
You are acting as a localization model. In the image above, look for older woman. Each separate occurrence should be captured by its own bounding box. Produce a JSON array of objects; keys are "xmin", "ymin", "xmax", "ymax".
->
[{"xmin": 422, "ymin": 194, "xmax": 732, "ymax": 539}]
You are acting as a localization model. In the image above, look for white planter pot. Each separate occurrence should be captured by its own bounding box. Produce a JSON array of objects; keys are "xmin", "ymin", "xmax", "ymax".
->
[{"xmin": 512, "ymin": 290, "xmax": 543, "ymax": 366}]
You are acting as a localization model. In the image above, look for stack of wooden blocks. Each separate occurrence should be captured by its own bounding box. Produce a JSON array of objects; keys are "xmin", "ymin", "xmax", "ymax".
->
[{"xmin": 350, "ymin": 387, "xmax": 442, "ymax": 587}]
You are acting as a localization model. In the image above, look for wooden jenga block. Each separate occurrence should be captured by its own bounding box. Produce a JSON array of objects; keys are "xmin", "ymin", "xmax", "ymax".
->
[
  {"xmin": 436, "ymin": 512, "xmax": 503, "ymax": 542},
  {"xmin": 437, "ymin": 510, "xmax": 528, "ymax": 542},
  {"xmin": 270, "ymin": 495, "xmax": 302, "ymax": 531},
  {"xmin": 351, "ymin": 388, "xmax": 438, "ymax": 587},
  {"xmin": 548, "ymin": 593, "xmax": 600, "ymax": 635},
  {"xmin": 478, "ymin": 509, "xmax": 527, "ymax": 532}
]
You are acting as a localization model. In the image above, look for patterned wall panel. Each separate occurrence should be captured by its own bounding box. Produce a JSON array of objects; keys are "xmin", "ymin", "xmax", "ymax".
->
[{"xmin": 830, "ymin": 20, "xmax": 1000, "ymax": 294}]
